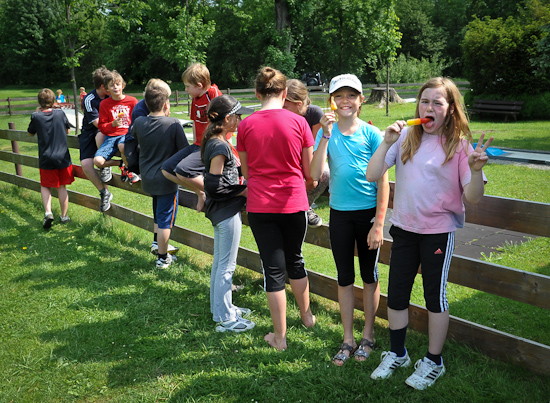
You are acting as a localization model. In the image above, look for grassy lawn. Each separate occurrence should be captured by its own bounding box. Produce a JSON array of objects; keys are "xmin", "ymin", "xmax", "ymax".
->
[
  {"xmin": 0, "ymin": 87, "xmax": 549, "ymax": 401},
  {"xmin": 0, "ymin": 181, "xmax": 549, "ymax": 402}
]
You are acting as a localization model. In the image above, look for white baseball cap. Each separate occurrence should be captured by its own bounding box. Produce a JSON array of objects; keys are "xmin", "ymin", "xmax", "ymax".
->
[{"xmin": 329, "ymin": 74, "xmax": 363, "ymax": 94}]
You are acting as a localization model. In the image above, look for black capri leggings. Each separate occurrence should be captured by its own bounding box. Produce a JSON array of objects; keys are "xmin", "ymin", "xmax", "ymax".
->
[
  {"xmin": 329, "ymin": 207, "xmax": 380, "ymax": 287},
  {"xmin": 247, "ymin": 211, "xmax": 308, "ymax": 292}
]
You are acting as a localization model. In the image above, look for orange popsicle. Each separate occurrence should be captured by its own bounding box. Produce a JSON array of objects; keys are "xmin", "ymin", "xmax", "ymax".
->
[
  {"xmin": 330, "ymin": 97, "xmax": 337, "ymax": 111},
  {"xmin": 118, "ymin": 112, "xmax": 124, "ymax": 118},
  {"xmin": 406, "ymin": 117, "xmax": 431, "ymax": 125}
]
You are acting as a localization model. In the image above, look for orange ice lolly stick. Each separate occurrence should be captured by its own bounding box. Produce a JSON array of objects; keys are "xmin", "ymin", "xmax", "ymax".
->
[{"xmin": 406, "ymin": 117, "xmax": 431, "ymax": 125}]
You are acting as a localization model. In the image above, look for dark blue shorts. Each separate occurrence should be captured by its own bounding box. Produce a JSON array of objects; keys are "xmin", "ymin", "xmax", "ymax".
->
[{"xmin": 153, "ymin": 192, "xmax": 179, "ymax": 229}]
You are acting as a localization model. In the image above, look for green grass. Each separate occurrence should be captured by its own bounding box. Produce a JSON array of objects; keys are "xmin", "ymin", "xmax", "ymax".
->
[{"xmin": 1, "ymin": 182, "xmax": 549, "ymax": 402}]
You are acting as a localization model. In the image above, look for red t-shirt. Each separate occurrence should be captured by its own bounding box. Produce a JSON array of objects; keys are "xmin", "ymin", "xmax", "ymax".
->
[
  {"xmin": 98, "ymin": 95, "xmax": 138, "ymax": 136},
  {"xmin": 237, "ymin": 109, "xmax": 314, "ymax": 213},
  {"xmin": 191, "ymin": 84, "xmax": 222, "ymax": 145}
]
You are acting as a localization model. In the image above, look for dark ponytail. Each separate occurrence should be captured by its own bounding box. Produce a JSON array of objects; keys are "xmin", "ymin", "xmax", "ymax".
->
[{"xmin": 200, "ymin": 95, "xmax": 240, "ymax": 161}]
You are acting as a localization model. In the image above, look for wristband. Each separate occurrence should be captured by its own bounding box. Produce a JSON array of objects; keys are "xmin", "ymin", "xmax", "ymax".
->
[{"xmin": 322, "ymin": 135, "xmax": 331, "ymax": 140}]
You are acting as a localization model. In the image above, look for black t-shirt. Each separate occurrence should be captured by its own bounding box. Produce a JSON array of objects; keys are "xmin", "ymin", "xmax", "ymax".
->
[
  {"xmin": 80, "ymin": 89, "xmax": 107, "ymax": 138},
  {"xmin": 202, "ymin": 138, "xmax": 246, "ymax": 225},
  {"xmin": 27, "ymin": 109, "xmax": 72, "ymax": 169},
  {"xmin": 304, "ymin": 104, "xmax": 324, "ymax": 130},
  {"xmin": 133, "ymin": 115, "xmax": 189, "ymax": 195}
]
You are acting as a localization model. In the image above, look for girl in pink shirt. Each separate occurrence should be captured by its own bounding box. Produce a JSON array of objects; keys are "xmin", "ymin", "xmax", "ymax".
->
[
  {"xmin": 366, "ymin": 77, "xmax": 493, "ymax": 390},
  {"xmin": 237, "ymin": 66, "xmax": 316, "ymax": 350}
]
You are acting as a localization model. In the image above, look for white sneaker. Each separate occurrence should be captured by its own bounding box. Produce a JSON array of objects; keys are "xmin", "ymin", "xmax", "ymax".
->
[
  {"xmin": 405, "ymin": 357, "xmax": 446, "ymax": 390},
  {"xmin": 150, "ymin": 242, "xmax": 179, "ymax": 255},
  {"xmin": 370, "ymin": 350, "xmax": 411, "ymax": 380},
  {"xmin": 155, "ymin": 254, "xmax": 177, "ymax": 269},
  {"xmin": 215, "ymin": 316, "xmax": 255, "ymax": 333},
  {"xmin": 235, "ymin": 307, "xmax": 251, "ymax": 317}
]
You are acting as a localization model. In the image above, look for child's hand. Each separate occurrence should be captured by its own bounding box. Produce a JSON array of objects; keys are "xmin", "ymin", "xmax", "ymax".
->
[
  {"xmin": 469, "ymin": 132, "xmax": 494, "ymax": 171},
  {"xmin": 367, "ymin": 225, "xmax": 384, "ymax": 250},
  {"xmin": 305, "ymin": 177, "xmax": 317, "ymax": 191},
  {"xmin": 384, "ymin": 120, "xmax": 406, "ymax": 145},
  {"xmin": 320, "ymin": 112, "xmax": 336, "ymax": 137}
]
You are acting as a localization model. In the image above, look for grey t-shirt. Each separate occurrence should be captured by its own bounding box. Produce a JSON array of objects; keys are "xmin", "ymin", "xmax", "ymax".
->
[{"xmin": 133, "ymin": 115, "xmax": 189, "ymax": 195}]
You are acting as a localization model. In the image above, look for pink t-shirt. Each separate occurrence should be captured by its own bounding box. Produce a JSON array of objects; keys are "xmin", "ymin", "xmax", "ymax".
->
[
  {"xmin": 237, "ymin": 109, "xmax": 314, "ymax": 213},
  {"xmin": 385, "ymin": 128, "xmax": 484, "ymax": 234}
]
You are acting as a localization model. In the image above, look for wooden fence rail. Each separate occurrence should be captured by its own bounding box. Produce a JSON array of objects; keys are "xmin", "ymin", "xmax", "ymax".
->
[{"xmin": 0, "ymin": 126, "xmax": 549, "ymax": 376}]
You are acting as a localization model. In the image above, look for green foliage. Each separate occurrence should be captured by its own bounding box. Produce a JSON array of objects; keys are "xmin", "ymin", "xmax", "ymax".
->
[
  {"xmin": 0, "ymin": 0, "xmax": 65, "ymax": 85},
  {"xmin": 395, "ymin": 0, "xmax": 447, "ymax": 60},
  {"xmin": 375, "ymin": 54, "xmax": 448, "ymax": 84},
  {"xmin": 462, "ymin": 0, "xmax": 550, "ymax": 96}
]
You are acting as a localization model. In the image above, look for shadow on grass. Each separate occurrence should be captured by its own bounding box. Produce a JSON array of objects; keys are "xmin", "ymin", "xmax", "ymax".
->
[{"xmin": 3, "ymin": 183, "xmax": 550, "ymax": 401}]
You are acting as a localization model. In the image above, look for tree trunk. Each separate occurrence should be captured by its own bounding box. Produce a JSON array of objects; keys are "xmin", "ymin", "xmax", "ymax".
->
[
  {"xmin": 274, "ymin": 0, "xmax": 292, "ymax": 53},
  {"xmin": 366, "ymin": 87, "xmax": 404, "ymax": 108}
]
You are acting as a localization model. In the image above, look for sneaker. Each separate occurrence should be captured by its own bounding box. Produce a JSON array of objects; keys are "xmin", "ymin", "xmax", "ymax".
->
[
  {"xmin": 43, "ymin": 213, "xmax": 54, "ymax": 229},
  {"xmin": 126, "ymin": 171, "xmax": 141, "ymax": 184},
  {"xmin": 60, "ymin": 216, "xmax": 71, "ymax": 224},
  {"xmin": 215, "ymin": 316, "xmax": 255, "ymax": 333},
  {"xmin": 99, "ymin": 167, "xmax": 112, "ymax": 182},
  {"xmin": 307, "ymin": 208, "xmax": 322, "ymax": 228},
  {"xmin": 235, "ymin": 307, "xmax": 251, "ymax": 317},
  {"xmin": 405, "ymin": 357, "xmax": 446, "ymax": 390},
  {"xmin": 99, "ymin": 189, "xmax": 113, "ymax": 212},
  {"xmin": 156, "ymin": 253, "xmax": 177, "ymax": 269},
  {"xmin": 120, "ymin": 165, "xmax": 129, "ymax": 182},
  {"xmin": 370, "ymin": 350, "xmax": 411, "ymax": 380},
  {"xmin": 150, "ymin": 242, "xmax": 180, "ymax": 255}
]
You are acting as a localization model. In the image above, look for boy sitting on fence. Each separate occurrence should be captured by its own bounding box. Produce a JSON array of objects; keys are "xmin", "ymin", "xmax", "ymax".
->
[
  {"xmin": 161, "ymin": 63, "xmax": 223, "ymax": 212},
  {"xmin": 131, "ymin": 79, "xmax": 189, "ymax": 268},
  {"xmin": 27, "ymin": 88, "xmax": 74, "ymax": 229},
  {"xmin": 94, "ymin": 70, "xmax": 140, "ymax": 186},
  {"xmin": 80, "ymin": 66, "xmax": 113, "ymax": 212}
]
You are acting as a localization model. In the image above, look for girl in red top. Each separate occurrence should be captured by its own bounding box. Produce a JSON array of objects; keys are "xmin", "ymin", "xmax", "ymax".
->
[{"xmin": 237, "ymin": 66, "xmax": 316, "ymax": 350}]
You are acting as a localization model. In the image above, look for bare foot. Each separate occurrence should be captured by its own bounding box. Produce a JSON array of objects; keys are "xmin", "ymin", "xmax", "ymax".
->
[
  {"xmin": 301, "ymin": 309, "xmax": 316, "ymax": 328},
  {"xmin": 264, "ymin": 332, "xmax": 287, "ymax": 351},
  {"xmin": 196, "ymin": 191, "xmax": 206, "ymax": 212}
]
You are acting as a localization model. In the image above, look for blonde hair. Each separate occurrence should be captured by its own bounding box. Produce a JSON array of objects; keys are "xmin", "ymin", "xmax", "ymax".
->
[
  {"xmin": 286, "ymin": 79, "xmax": 311, "ymax": 106},
  {"xmin": 182, "ymin": 63, "xmax": 211, "ymax": 87},
  {"xmin": 402, "ymin": 77, "xmax": 472, "ymax": 165},
  {"xmin": 255, "ymin": 66, "xmax": 286, "ymax": 98},
  {"xmin": 144, "ymin": 79, "xmax": 172, "ymax": 112}
]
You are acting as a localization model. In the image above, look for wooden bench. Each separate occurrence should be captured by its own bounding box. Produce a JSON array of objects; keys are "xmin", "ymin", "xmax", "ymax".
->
[{"xmin": 469, "ymin": 99, "xmax": 524, "ymax": 121}]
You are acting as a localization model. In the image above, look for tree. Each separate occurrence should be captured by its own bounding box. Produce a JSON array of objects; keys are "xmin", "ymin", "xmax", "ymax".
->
[
  {"xmin": 462, "ymin": 0, "xmax": 550, "ymax": 96},
  {"xmin": 0, "ymin": 0, "xmax": 64, "ymax": 85},
  {"xmin": 103, "ymin": 0, "xmax": 215, "ymax": 84},
  {"xmin": 51, "ymin": 0, "xmax": 108, "ymax": 132}
]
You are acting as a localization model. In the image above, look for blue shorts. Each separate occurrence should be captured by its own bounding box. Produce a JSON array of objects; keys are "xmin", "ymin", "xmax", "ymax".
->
[
  {"xmin": 153, "ymin": 192, "xmax": 179, "ymax": 229},
  {"xmin": 95, "ymin": 135, "xmax": 125, "ymax": 160}
]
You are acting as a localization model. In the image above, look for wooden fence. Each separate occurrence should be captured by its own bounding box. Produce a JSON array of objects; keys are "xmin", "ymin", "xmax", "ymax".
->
[
  {"xmin": 1, "ymin": 124, "xmax": 549, "ymax": 376},
  {"xmin": 0, "ymin": 82, "xmax": 471, "ymax": 116}
]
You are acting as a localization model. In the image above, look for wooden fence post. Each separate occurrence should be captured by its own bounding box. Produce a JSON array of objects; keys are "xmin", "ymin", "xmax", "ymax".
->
[
  {"xmin": 8, "ymin": 122, "xmax": 23, "ymax": 176},
  {"xmin": 7, "ymin": 97, "xmax": 12, "ymax": 116}
]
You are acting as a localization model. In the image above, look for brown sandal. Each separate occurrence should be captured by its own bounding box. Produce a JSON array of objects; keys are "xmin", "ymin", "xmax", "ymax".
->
[
  {"xmin": 332, "ymin": 342, "xmax": 356, "ymax": 366},
  {"xmin": 353, "ymin": 338, "xmax": 375, "ymax": 361}
]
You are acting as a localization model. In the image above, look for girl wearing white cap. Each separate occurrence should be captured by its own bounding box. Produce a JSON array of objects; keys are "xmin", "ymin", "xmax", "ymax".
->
[{"xmin": 311, "ymin": 74, "xmax": 389, "ymax": 366}]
